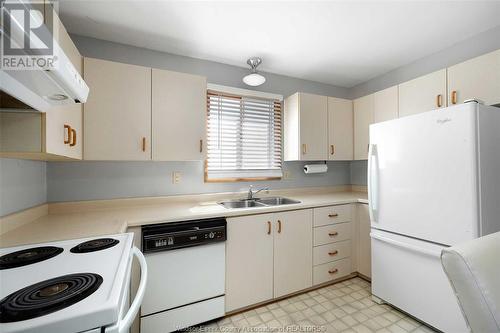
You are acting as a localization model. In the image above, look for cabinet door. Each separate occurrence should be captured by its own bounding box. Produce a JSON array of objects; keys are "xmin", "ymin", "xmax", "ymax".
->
[
  {"xmin": 83, "ymin": 58, "xmax": 151, "ymax": 160},
  {"xmin": 225, "ymin": 214, "xmax": 274, "ymax": 312},
  {"xmin": 299, "ymin": 93, "xmax": 328, "ymax": 160},
  {"xmin": 353, "ymin": 94, "xmax": 374, "ymax": 160},
  {"xmin": 45, "ymin": 105, "xmax": 82, "ymax": 159},
  {"xmin": 398, "ymin": 69, "xmax": 447, "ymax": 117},
  {"xmin": 448, "ymin": 49, "xmax": 500, "ymax": 106},
  {"xmin": 357, "ymin": 203, "xmax": 371, "ymax": 278},
  {"xmin": 273, "ymin": 210, "xmax": 313, "ymax": 298},
  {"xmin": 327, "ymin": 97, "xmax": 353, "ymax": 160},
  {"xmin": 152, "ymin": 69, "xmax": 206, "ymax": 160},
  {"xmin": 374, "ymin": 86, "xmax": 398, "ymax": 123}
]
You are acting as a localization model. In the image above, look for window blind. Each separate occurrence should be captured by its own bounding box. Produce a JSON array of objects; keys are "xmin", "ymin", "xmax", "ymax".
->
[{"xmin": 206, "ymin": 90, "xmax": 282, "ymax": 181}]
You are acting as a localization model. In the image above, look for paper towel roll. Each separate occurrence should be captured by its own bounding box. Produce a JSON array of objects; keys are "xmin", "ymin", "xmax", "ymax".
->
[{"xmin": 304, "ymin": 164, "xmax": 328, "ymax": 174}]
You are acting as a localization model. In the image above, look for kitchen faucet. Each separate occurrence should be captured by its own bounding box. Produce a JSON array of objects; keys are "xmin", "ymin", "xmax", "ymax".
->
[{"xmin": 247, "ymin": 185, "xmax": 269, "ymax": 200}]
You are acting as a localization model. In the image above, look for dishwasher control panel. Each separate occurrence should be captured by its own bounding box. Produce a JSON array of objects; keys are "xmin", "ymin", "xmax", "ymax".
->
[{"xmin": 142, "ymin": 218, "xmax": 226, "ymax": 253}]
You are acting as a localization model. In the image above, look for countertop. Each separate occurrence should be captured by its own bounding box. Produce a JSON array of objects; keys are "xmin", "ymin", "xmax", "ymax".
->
[{"xmin": 0, "ymin": 187, "xmax": 367, "ymax": 248}]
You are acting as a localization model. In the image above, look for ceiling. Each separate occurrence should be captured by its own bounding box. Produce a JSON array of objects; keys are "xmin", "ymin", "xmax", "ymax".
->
[{"xmin": 59, "ymin": 1, "xmax": 500, "ymax": 88}]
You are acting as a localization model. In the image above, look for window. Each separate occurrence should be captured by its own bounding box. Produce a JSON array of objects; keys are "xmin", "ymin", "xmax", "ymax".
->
[{"xmin": 206, "ymin": 89, "xmax": 282, "ymax": 182}]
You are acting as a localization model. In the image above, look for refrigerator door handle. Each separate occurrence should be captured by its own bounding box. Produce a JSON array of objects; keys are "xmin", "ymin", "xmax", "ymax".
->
[
  {"xmin": 368, "ymin": 144, "xmax": 378, "ymax": 223},
  {"xmin": 370, "ymin": 232, "xmax": 442, "ymax": 258}
]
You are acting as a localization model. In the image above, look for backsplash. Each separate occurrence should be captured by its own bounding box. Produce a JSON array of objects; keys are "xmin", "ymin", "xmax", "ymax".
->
[
  {"xmin": 47, "ymin": 161, "xmax": 352, "ymax": 202},
  {"xmin": 0, "ymin": 158, "xmax": 47, "ymax": 216},
  {"xmin": 350, "ymin": 160, "xmax": 368, "ymax": 186}
]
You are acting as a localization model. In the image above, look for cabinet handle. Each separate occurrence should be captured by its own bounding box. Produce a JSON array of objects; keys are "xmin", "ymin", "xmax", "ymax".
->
[
  {"xmin": 302, "ymin": 144, "xmax": 307, "ymax": 155},
  {"xmin": 142, "ymin": 137, "xmax": 146, "ymax": 152},
  {"xmin": 451, "ymin": 90, "xmax": 457, "ymax": 104},
  {"xmin": 199, "ymin": 139, "xmax": 203, "ymax": 153},
  {"xmin": 329, "ymin": 231, "xmax": 339, "ymax": 237},
  {"xmin": 328, "ymin": 250, "xmax": 339, "ymax": 256},
  {"xmin": 328, "ymin": 213, "xmax": 339, "ymax": 218},
  {"xmin": 267, "ymin": 221, "xmax": 271, "ymax": 235},
  {"xmin": 64, "ymin": 124, "xmax": 71, "ymax": 144},
  {"xmin": 70, "ymin": 129, "xmax": 77, "ymax": 147},
  {"xmin": 328, "ymin": 268, "xmax": 339, "ymax": 275},
  {"xmin": 436, "ymin": 94, "xmax": 442, "ymax": 108},
  {"xmin": 330, "ymin": 144, "xmax": 335, "ymax": 155},
  {"xmin": 277, "ymin": 220, "xmax": 282, "ymax": 234}
]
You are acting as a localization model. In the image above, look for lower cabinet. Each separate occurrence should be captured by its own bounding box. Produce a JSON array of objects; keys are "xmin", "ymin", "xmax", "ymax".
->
[
  {"xmin": 357, "ymin": 203, "xmax": 371, "ymax": 278},
  {"xmin": 225, "ymin": 210, "xmax": 312, "ymax": 312},
  {"xmin": 273, "ymin": 210, "xmax": 313, "ymax": 298}
]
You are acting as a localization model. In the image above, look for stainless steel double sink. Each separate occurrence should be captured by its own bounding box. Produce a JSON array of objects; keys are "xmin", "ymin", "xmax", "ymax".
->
[{"xmin": 218, "ymin": 197, "xmax": 301, "ymax": 209}]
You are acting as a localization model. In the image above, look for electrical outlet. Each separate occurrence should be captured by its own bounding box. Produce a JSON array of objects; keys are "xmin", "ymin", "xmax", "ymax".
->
[
  {"xmin": 172, "ymin": 171, "xmax": 182, "ymax": 184},
  {"xmin": 283, "ymin": 170, "xmax": 292, "ymax": 180}
]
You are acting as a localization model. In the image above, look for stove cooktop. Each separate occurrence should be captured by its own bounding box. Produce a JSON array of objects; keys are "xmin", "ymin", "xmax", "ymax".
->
[{"xmin": 0, "ymin": 233, "xmax": 134, "ymax": 333}]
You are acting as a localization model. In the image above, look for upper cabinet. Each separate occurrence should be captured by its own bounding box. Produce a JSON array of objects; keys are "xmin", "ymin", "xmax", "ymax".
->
[
  {"xmin": 327, "ymin": 97, "xmax": 353, "ymax": 160},
  {"xmin": 398, "ymin": 69, "xmax": 447, "ymax": 117},
  {"xmin": 152, "ymin": 69, "xmax": 206, "ymax": 161},
  {"xmin": 83, "ymin": 58, "xmax": 152, "ymax": 160},
  {"xmin": 284, "ymin": 92, "xmax": 328, "ymax": 161},
  {"xmin": 447, "ymin": 49, "xmax": 500, "ymax": 106},
  {"xmin": 373, "ymin": 85, "xmax": 398, "ymax": 123},
  {"xmin": 353, "ymin": 94, "xmax": 374, "ymax": 160}
]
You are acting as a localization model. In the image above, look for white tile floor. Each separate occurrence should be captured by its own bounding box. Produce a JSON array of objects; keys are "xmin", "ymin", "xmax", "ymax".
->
[{"xmin": 197, "ymin": 277, "xmax": 438, "ymax": 333}]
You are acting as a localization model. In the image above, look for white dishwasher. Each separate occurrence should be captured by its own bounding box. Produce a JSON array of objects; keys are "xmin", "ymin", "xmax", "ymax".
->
[{"xmin": 140, "ymin": 218, "xmax": 226, "ymax": 333}]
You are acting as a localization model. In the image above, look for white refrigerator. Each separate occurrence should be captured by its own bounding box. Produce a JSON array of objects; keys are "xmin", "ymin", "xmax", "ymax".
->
[{"xmin": 368, "ymin": 102, "xmax": 500, "ymax": 333}]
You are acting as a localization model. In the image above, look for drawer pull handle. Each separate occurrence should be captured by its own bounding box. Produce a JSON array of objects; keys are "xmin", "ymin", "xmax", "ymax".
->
[
  {"xmin": 328, "ymin": 250, "xmax": 339, "ymax": 256},
  {"xmin": 328, "ymin": 213, "xmax": 339, "ymax": 218},
  {"xmin": 329, "ymin": 231, "xmax": 339, "ymax": 237},
  {"xmin": 328, "ymin": 268, "xmax": 338, "ymax": 274},
  {"xmin": 267, "ymin": 221, "xmax": 271, "ymax": 235},
  {"xmin": 142, "ymin": 137, "xmax": 146, "ymax": 152}
]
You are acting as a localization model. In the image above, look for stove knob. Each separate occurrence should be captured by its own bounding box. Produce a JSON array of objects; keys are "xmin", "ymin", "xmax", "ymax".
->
[{"xmin": 209, "ymin": 232, "xmax": 215, "ymax": 239}]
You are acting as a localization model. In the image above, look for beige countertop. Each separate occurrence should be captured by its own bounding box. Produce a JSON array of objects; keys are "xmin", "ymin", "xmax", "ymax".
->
[{"xmin": 0, "ymin": 186, "xmax": 367, "ymax": 248}]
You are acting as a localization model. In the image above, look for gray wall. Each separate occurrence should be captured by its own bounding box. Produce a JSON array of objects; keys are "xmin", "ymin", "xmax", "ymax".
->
[
  {"xmin": 47, "ymin": 161, "xmax": 351, "ymax": 202},
  {"xmin": 71, "ymin": 35, "xmax": 350, "ymax": 99},
  {"xmin": 350, "ymin": 25, "xmax": 500, "ymax": 99},
  {"xmin": 350, "ymin": 160, "xmax": 368, "ymax": 186},
  {"xmin": 0, "ymin": 158, "xmax": 47, "ymax": 216}
]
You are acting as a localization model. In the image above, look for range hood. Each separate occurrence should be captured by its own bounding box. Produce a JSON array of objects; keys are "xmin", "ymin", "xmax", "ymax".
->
[{"xmin": 0, "ymin": 2, "xmax": 89, "ymax": 112}]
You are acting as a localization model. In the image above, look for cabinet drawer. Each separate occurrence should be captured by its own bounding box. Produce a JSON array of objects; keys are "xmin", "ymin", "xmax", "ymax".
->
[
  {"xmin": 313, "ymin": 240, "xmax": 351, "ymax": 266},
  {"xmin": 313, "ymin": 222, "xmax": 351, "ymax": 246},
  {"xmin": 313, "ymin": 258, "xmax": 352, "ymax": 285},
  {"xmin": 313, "ymin": 205, "xmax": 351, "ymax": 227}
]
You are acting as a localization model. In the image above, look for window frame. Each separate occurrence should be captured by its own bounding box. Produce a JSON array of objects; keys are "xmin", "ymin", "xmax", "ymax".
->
[{"xmin": 204, "ymin": 88, "xmax": 283, "ymax": 183}]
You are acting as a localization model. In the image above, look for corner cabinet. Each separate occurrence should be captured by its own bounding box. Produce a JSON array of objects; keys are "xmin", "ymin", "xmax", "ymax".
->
[
  {"xmin": 398, "ymin": 69, "xmax": 447, "ymax": 117},
  {"xmin": 152, "ymin": 69, "xmax": 206, "ymax": 161},
  {"xmin": 447, "ymin": 49, "xmax": 500, "ymax": 106},
  {"xmin": 83, "ymin": 58, "xmax": 152, "ymax": 160},
  {"xmin": 328, "ymin": 97, "xmax": 353, "ymax": 160},
  {"xmin": 225, "ymin": 210, "xmax": 312, "ymax": 312},
  {"xmin": 353, "ymin": 94, "xmax": 374, "ymax": 160},
  {"xmin": 284, "ymin": 93, "xmax": 328, "ymax": 161}
]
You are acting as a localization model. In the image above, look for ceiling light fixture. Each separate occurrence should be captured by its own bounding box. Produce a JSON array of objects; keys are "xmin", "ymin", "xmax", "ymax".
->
[{"xmin": 243, "ymin": 57, "xmax": 266, "ymax": 86}]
